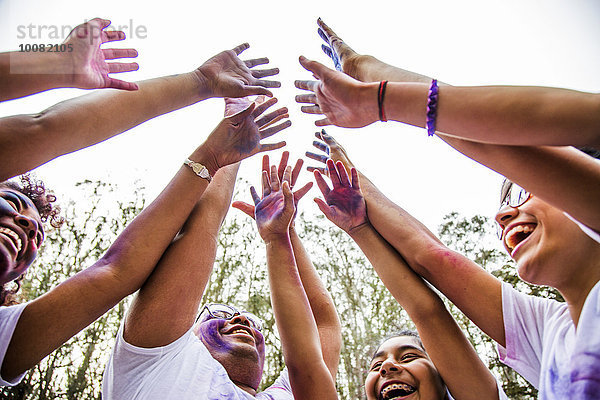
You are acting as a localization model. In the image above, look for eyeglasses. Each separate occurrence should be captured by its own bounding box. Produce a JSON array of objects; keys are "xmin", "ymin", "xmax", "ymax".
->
[
  {"xmin": 196, "ymin": 303, "xmax": 263, "ymax": 332},
  {"xmin": 496, "ymin": 182, "xmax": 532, "ymax": 239}
]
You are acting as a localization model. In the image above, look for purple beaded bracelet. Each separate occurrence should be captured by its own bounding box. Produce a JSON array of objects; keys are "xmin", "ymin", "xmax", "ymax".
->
[{"xmin": 426, "ymin": 79, "xmax": 439, "ymax": 136}]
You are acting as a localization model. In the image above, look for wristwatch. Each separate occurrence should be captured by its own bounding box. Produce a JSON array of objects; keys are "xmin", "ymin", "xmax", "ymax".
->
[{"xmin": 184, "ymin": 158, "xmax": 212, "ymax": 182}]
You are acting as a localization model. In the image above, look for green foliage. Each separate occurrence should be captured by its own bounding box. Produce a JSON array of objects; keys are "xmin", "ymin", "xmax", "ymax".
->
[{"xmin": 1, "ymin": 182, "xmax": 558, "ymax": 399}]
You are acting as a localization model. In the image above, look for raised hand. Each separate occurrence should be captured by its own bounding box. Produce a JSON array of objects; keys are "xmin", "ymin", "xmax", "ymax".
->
[
  {"xmin": 66, "ymin": 18, "xmax": 139, "ymax": 91},
  {"xmin": 306, "ymin": 129, "xmax": 355, "ymax": 175},
  {"xmin": 295, "ymin": 56, "xmax": 378, "ymax": 128},
  {"xmin": 314, "ymin": 159, "xmax": 368, "ymax": 234},
  {"xmin": 201, "ymin": 97, "xmax": 290, "ymax": 173},
  {"xmin": 253, "ymin": 165, "xmax": 296, "ymax": 241},
  {"xmin": 233, "ymin": 151, "xmax": 313, "ymax": 221},
  {"xmin": 195, "ymin": 43, "xmax": 281, "ymax": 99},
  {"xmin": 317, "ymin": 18, "xmax": 365, "ymax": 77}
]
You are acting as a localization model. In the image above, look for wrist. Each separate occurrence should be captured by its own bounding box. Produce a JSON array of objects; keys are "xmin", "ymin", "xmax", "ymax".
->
[
  {"xmin": 347, "ymin": 220, "xmax": 372, "ymax": 237},
  {"xmin": 191, "ymin": 68, "xmax": 214, "ymax": 100},
  {"xmin": 188, "ymin": 145, "xmax": 220, "ymax": 176},
  {"xmin": 264, "ymin": 232, "xmax": 292, "ymax": 247},
  {"xmin": 359, "ymin": 82, "xmax": 381, "ymax": 125}
]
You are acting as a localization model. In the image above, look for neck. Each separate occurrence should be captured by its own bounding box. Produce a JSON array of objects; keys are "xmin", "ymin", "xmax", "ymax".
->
[
  {"xmin": 559, "ymin": 271, "xmax": 600, "ymax": 328},
  {"xmin": 232, "ymin": 379, "xmax": 257, "ymax": 396}
]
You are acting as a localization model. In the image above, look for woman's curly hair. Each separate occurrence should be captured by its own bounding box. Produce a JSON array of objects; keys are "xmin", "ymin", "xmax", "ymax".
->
[{"xmin": 0, "ymin": 174, "xmax": 63, "ymax": 306}]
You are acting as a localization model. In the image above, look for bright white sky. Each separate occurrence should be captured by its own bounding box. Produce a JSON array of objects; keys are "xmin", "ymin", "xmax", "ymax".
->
[{"xmin": 1, "ymin": 0, "xmax": 599, "ymax": 236}]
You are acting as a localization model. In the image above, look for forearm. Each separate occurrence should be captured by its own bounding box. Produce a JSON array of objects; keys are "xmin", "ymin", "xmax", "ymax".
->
[
  {"xmin": 0, "ymin": 51, "xmax": 73, "ymax": 101},
  {"xmin": 349, "ymin": 224, "xmax": 500, "ymax": 399},
  {"xmin": 124, "ymin": 163, "xmax": 239, "ymax": 347},
  {"xmin": 441, "ymin": 138, "xmax": 600, "ymax": 231},
  {"xmin": 0, "ymin": 71, "xmax": 206, "ymax": 181},
  {"xmin": 382, "ymin": 83, "xmax": 600, "ymax": 147},
  {"xmin": 289, "ymin": 227, "xmax": 341, "ymax": 377}
]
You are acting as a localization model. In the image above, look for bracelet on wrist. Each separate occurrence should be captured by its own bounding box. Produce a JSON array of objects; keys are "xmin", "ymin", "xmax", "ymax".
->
[{"xmin": 426, "ymin": 79, "xmax": 439, "ymax": 137}]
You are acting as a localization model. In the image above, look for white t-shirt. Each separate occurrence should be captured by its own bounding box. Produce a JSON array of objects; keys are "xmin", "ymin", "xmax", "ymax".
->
[
  {"xmin": 102, "ymin": 324, "xmax": 293, "ymax": 400},
  {"xmin": 0, "ymin": 303, "xmax": 28, "ymax": 386},
  {"xmin": 498, "ymin": 279, "xmax": 600, "ymax": 399}
]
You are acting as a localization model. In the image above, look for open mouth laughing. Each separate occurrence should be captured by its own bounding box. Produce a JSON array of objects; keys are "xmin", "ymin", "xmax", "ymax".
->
[
  {"xmin": 223, "ymin": 325, "xmax": 255, "ymax": 342},
  {"xmin": 0, "ymin": 227, "xmax": 23, "ymax": 255},
  {"xmin": 380, "ymin": 382, "xmax": 417, "ymax": 400},
  {"xmin": 504, "ymin": 223, "xmax": 536, "ymax": 254}
]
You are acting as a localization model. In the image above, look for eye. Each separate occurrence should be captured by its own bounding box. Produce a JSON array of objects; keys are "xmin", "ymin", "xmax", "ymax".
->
[
  {"xmin": 370, "ymin": 361, "xmax": 382, "ymax": 371},
  {"xmin": 401, "ymin": 353, "xmax": 419, "ymax": 362},
  {"xmin": 3, "ymin": 198, "xmax": 19, "ymax": 211}
]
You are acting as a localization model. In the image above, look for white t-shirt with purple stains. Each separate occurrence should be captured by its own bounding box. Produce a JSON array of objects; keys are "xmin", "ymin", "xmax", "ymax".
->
[
  {"xmin": 102, "ymin": 324, "xmax": 292, "ymax": 400},
  {"xmin": 498, "ymin": 278, "xmax": 600, "ymax": 399}
]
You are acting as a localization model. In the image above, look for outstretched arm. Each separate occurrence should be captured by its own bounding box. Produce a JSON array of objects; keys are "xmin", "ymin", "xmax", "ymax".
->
[
  {"xmin": 308, "ymin": 18, "xmax": 600, "ymax": 147},
  {"xmin": 298, "ymin": 18, "xmax": 600, "ymax": 231},
  {"xmin": 314, "ymin": 159, "xmax": 500, "ymax": 399},
  {"xmin": 1, "ymin": 97, "xmax": 288, "ymax": 381},
  {"xmin": 0, "ymin": 43, "xmax": 280, "ymax": 181},
  {"xmin": 306, "ymin": 132, "xmax": 505, "ymax": 347},
  {"xmin": 232, "ymin": 152, "xmax": 342, "ymax": 379},
  {"xmin": 252, "ymin": 164, "xmax": 337, "ymax": 400},
  {"xmin": 0, "ymin": 18, "xmax": 139, "ymax": 102}
]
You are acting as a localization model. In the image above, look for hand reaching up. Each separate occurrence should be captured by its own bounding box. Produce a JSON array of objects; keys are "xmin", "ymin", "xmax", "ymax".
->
[
  {"xmin": 253, "ymin": 164, "xmax": 296, "ymax": 242},
  {"xmin": 306, "ymin": 129, "xmax": 355, "ymax": 175},
  {"xmin": 233, "ymin": 151, "xmax": 313, "ymax": 223},
  {"xmin": 201, "ymin": 96, "xmax": 290, "ymax": 174},
  {"xmin": 314, "ymin": 159, "xmax": 368, "ymax": 234},
  {"xmin": 66, "ymin": 18, "xmax": 139, "ymax": 91},
  {"xmin": 195, "ymin": 43, "xmax": 281, "ymax": 99}
]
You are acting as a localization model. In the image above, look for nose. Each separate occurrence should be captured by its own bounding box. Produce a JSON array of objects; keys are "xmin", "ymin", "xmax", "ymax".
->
[
  {"xmin": 380, "ymin": 359, "xmax": 400, "ymax": 376},
  {"xmin": 15, "ymin": 214, "xmax": 39, "ymax": 241},
  {"xmin": 230, "ymin": 313, "xmax": 251, "ymax": 327},
  {"xmin": 494, "ymin": 204, "xmax": 519, "ymax": 232}
]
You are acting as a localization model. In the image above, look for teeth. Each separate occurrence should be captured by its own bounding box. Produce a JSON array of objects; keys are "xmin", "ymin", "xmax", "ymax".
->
[
  {"xmin": 232, "ymin": 329, "xmax": 251, "ymax": 336},
  {"xmin": 381, "ymin": 383, "xmax": 415, "ymax": 399},
  {"xmin": 0, "ymin": 227, "xmax": 22, "ymax": 253},
  {"xmin": 505, "ymin": 224, "xmax": 534, "ymax": 250}
]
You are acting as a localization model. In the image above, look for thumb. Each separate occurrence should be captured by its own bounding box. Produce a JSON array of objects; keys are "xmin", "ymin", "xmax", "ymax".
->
[
  {"xmin": 232, "ymin": 201, "xmax": 256, "ymax": 220},
  {"xmin": 282, "ymin": 181, "xmax": 295, "ymax": 213},
  {"xmin": 299, "ymin": 56, "xmax": 330, "ymax": 80}
]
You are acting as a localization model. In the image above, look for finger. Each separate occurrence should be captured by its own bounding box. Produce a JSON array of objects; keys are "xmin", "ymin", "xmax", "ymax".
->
[
  {"xmin": 262, "ymin": 170, "xmax": 271, "ymax": 197},
  {"xmin": 318, "ymin": 27, "xmax": 330, "ymax": 44},
  {"xmin": 277, "ymin": 151, "xmax": 290, "ymax": 182},
  {"xmin": 321, "ymin": 44, "xmax": 334, "ymax": 60},
  {"xmin": 351, "ymin": 167, "xmax": 360, "ymax": 190},
  {"xmin": 315, "ymin": 117, "xmax": 332, "ymax": 127},
  {"xmin": 252, "ymin": 97, "xmax": 278, "ymax": 118},
  {"xmin": 300, "ymin": 105, "xmax": 322, "ymax": 115},
  {"xmin": 90, "ymin": 18, "xmax": 112, "ymax": 29},
  {"xmin": 291, "ymin": 158, "xmax": 303, "ymax": 187},
  {"xmin": 294, "ymin": 79, "xmax": 319, "ymax": 92},
  {"xmin": 232, "ymin": 43, "xmax": 250, "ymax": 55},
  {"xmin": 258, "ymin": 141, "xmax": 286, "ymax": 153},
  {"xmin": 293, "ymin": 182, "xmax": 313, "ymax": 202},
  {"xmin": 312, "ymin": 140, "xmax": 330, "ymax": 155},
  {"xmin": 254, "ymin": 79, "xmax": 281, "ymax": 89},
  {"xmin": 307, "ymin": 166, "xmax": 328, "ymax": 175},
  {"xmin": 295, "ymin": 93, "xmax": 318, "ymax": 104},
  {"xmin": 258, "ymin": 113, "xmax": 288, "ymax": 131},
  {"xmin": 252, "ymin": 68, "xmax": 280, "ymax": 79},
  {"xmin": 327, "ymin": 159, "xmax": 342, "ymax": 188},
  {"xmin": 336, "ymin": 160, "xmax": 350, "ymax": 187},
  {"xmin": 282, "ymin": 165, "xmax": 292, "ymax": 186},
  {"xmin": 232, "ymin": 201, "xmax": 256, "ymax": 219},
  {"xmin": 107, "ymin": 62, "xmax": 139, "ymax": 73},
  {"xmin": 103, "ymin": 48, "xmax": 138, "ymax": 60},
  {"xmin": 105, "ymin": 78, "xmax": 139, "ymax": 91},
  {"xmin": 319, "ymin": 129, "xmax": 337, "ymax": 145},
  {"xmin": 262, "ymin": 154, "xmax": 270, "ymax": 177},
  {"xmin": 245, "ymin": 57, "xmax": 269, "ymax": 68},
  {"xmin": 314, "ymin": 170, "xmax": 331, "ymax": 197},
  {"xmin": 239, "ymin": 86, "xmax": 273, "ymax": 98},
  {"xmin": 103, "ymin": 30, "xmax": 126, "ymax": 42},
  {"xmin": 305, "ymin": 152, "xmax": 328, "ymax": 164},
  {"xmin": 255, "ymin": 105, "xmax": 287, "ymax": 125},
  {"xmin": 250, "ymin": 186, "xmax": 261, "ymax": 205},
  {"xmin": 282, "ymin": 181, "xmax": 295, "ymax": 213},
  {"xmin": 270, "ymin": 165, "xmax": 280, "ymax": 192},
  {"xmin": 259, "ymin": 120, "xmax": 292, "ymax": 139}
]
